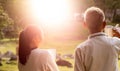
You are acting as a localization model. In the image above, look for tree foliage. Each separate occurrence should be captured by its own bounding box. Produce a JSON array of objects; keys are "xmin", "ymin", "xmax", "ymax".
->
[
  {"xmin": 0, "ymin": 0, "xmax": 120, "ymax": 39},
  {"xmin": 76, "ymin": 0, "xmax": 120, "ymax": 23},
  {"xmin": 0, "ymin": 0, "xmax": 15, "ymax": 39}
]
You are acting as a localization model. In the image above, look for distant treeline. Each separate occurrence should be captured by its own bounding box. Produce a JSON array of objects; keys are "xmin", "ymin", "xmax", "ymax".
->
[{"xmin": 0, "ymin": 0, "xmax": 120, "ymax": 39}]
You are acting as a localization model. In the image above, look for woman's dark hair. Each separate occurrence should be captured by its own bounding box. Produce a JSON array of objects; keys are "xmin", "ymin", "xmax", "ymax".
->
[{"xmin": 19, "ymin": 25, "xmax": 42, "ymax": 65}]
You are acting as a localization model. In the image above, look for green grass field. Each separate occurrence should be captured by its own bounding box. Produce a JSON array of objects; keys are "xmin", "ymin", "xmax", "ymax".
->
[
  {"xmin": 0, "ymin": 39, "xmax": 120, "ymax": 71},
  {"xmin": 0, "ymin": 39, "xmax": 81, "ymax": 71}
]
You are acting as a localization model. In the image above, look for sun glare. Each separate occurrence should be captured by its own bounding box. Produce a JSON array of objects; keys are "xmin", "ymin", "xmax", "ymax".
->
[{"xmin": 29, "ymin": 0, "xmax": 71, "ymax": 25}]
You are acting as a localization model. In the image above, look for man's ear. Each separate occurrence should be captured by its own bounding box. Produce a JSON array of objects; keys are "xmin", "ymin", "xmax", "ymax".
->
[
  {"xmin": 102, "ymin": 21, "xmax": 106, "ymax": 29},
  {"xmin": 83, "ymin": 21, "xmax": 87, "ymax": 28}
]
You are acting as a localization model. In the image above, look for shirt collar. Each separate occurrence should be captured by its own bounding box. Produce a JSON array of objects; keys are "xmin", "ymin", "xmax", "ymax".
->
[{"xmin": 88, "ymin": 32, "xmax": 106, "ymax": 39}]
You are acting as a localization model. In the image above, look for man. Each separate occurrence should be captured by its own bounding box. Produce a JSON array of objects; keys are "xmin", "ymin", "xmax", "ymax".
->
[{"xmin": 74, "ymin": 7, "xmax": 120, "ymax": 71}]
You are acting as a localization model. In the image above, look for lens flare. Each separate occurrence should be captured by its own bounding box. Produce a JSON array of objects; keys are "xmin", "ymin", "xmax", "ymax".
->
[{"xmin": 29, "ymin": 0, "xmax": 71, "ymax": 25}]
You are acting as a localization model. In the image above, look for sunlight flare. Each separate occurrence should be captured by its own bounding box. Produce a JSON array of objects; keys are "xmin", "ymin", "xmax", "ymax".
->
[{"xmin": 29, "ymin": 0, "xmax": 71, "ymax": 25}]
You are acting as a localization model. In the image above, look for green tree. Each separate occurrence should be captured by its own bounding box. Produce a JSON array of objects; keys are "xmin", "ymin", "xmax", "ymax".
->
[
  {"xmin": 94, "ymin": 0, "xmax": 120, "ymax": 23},
  {"xmin": 0, "ymin": 5, "xmax": 13, "ymax": 39},
  {"xmin": 0, "ymin": 0, "xmax": 26, "ymax": 38}
]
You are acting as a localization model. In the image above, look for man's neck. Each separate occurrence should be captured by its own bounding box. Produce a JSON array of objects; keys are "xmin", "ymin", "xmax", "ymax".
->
[{"xmin": 89, "ymin": 30, "xmax": 102, "ymax": 34}]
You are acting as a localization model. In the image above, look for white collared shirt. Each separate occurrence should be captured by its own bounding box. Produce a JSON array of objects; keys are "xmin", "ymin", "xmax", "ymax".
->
[{"xmin": 74, "ymin": 32, "xmax": 120, "ymax": 71}]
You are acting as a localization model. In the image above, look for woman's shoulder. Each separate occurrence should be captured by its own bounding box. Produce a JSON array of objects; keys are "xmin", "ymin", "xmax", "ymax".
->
[
  {"xmin": 31, "ymin": 48, "xmax": 51, "ymax": 58},
  {"xmin": 29, "ymin": 48, "xmax": 53, "ymax": 64}
]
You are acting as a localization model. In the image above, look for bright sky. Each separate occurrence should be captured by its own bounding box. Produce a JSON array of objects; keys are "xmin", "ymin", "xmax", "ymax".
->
[
  {"xmin": 22, "ymin": 0, "xmax": 87, "ymax": 38},
  {"xmin": 28, "ymin": 0, "xmax": 72, "ymax": 25},
  {"xmin": 24, "ymin": 0, "xmax": 78, "ymax": 37}
]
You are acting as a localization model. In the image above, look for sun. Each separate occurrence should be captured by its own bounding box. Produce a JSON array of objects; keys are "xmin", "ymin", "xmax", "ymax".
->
[{"xmin": 28, "ymin": 0, "xmax": 71, "ymax": 25}]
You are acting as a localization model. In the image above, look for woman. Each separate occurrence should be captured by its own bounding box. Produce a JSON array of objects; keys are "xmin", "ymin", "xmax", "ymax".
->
[{"xmin": 18, "ymin": 25, "xmax": 59, "ymax": 71}]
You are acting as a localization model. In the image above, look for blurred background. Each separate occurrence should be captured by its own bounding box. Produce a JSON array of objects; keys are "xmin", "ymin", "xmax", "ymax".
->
[{"xmin": 0, "ymin": 0, "xmax": 120, "ymax": 71}]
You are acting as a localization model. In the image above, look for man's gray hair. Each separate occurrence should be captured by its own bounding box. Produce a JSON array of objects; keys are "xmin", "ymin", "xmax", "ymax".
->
[{"xmin": 84, "ymin": 7, "xmax": 105, "ymax": 29}]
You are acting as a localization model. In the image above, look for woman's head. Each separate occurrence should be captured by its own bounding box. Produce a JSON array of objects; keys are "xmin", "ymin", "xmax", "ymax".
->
[
  {"xmin": 19, "ymin": 25, "xmax": 43, "ymax": 65},
  {"xmin": 22, "ymin": 25, "xmax": 42, "ymax": 48}
]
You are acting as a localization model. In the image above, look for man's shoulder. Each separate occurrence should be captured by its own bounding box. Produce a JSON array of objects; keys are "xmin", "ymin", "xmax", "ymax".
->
[
  {"xmin": 106, "ymin": 36, "xmax": 120, "ymax": 44},
  {"xmin": 111, "ymin": 37, "xmax": 120, "ymax": 45},
  {"xmin": 112, "ymin": 37, "xmax": 120, "ymax": 41},
  {"xmin": 76, "ymin": 40, "xmax": 91, "ymax": 50}
]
